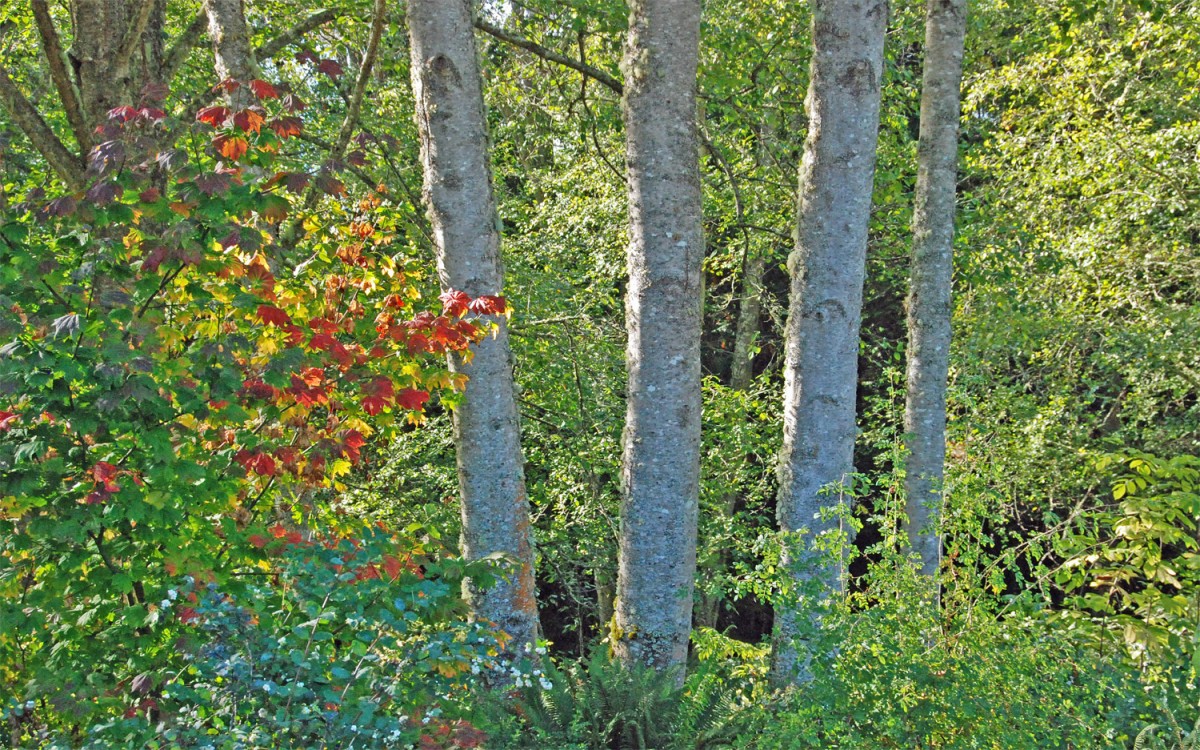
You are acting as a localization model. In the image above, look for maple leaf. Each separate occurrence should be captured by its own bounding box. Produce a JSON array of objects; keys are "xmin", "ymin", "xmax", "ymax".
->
[
  {"xmin": 248, "ymin": 79, "xmax": 280, "ymax": 100},
  {"xmin": 195, "ymin": 105, "xmax": 231, "ymax": 127},
  {"xmin": 439, "ymin": 289, "xmax": 471, "ymax": 317},
  {"xmin": 85, "ymin": 180, "xmax": 123, "ymax": 207},
  {"xmin": 194, "ymin": 172, "xmax": 233, "ymax": 196},
  {"xmin": 259, "ymin": 194, "xmax": 290, "ymax": 223},
  {"xmin": 139, "ymin": 187, "xmax": 161, "ymax": 202},
  {"xmin": 233, "ymin": 108, "xmax": 265, "ymax": 134},
  {"xmin": 107, "ymin": 106, "xmax": 138, "ymax": 123},
  {"xmin": 283, "ymin": 172, "xmax": 310, "ymax": 194},
  {"xmin": 141, "ymin": 245, "xmax": 168, "ymax": 273},
  {"xmin": 309, "ymin": 332, "xmax": 337, "ymax": 352},
  {"xmin": 257, "ymin": 305, "xmax": 291, "ymax": 327},
  {"xmin": 468, "ymin": 294, "xmax": 508, "ymax": 316},
  {"xmin": 317, "ymin": 59, "xmax": 344, "ymax": 78},
  {"xmin": 213, "ymin": 78, "xmax": 241, "ymax": 94},
  {"xmin": 214, "ymin": 135, "xmax": 249, "ymax": 161},
  {"xmin": 240, "ymin": 377, "xmax": 277, "ymax": 401},
  {"xmin": 383, "ymin": 294, "xmax": 406, "ymax": 310},
  {"xmin": 139, "ymin": 106, "xmax": 167, "ymax": 122},
  {"xmin": 0, "ymin": 410, "xmax": 19, "ymax": 432},
  {"xmin": 235, "ymin": 450, "xmax": 277, "ymax": 477},
  {"xmin": 295, "ymin": 49, "xmax": 319, "ymax": 65},
  {"xmin": 42, "ymin": 196, "xmax": 77, "ymax": 219},
  {"xmin": 396, "ymin": 388, "xmax": 430, "ymax": 411},
  {"xmin": 347, "ymin": 150, "xmax": 367, "ymax": 166},
  {"xmin": 315, "ymin": 175, "xmax": 344, "ymax": 196},
  {"xmin": 92, "ymin": 461, "xmax": 121, "ymax": 492},
  {"xmin": 268, "ymin": 116, "xmax": 303, "ymax": 139}
]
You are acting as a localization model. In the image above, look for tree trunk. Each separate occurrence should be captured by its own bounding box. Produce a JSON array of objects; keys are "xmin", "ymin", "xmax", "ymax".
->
[
  {"xmin": 406, "ymin": 0, "xmax": 540, "ymax": 656},
  {"xmin": 903, "ymin": 0, "xmax": 968, "ymax": 579},
  {"xmin": 614, "ymin": 0, "xmax": 704, "ymax": 675},
  {"xmin": 202, "ymin": 0, "xmax": 259, "ymax": 105},
  {"xmin": 772, "ymin": 0, "xmax": 888, "ymax": 687}
]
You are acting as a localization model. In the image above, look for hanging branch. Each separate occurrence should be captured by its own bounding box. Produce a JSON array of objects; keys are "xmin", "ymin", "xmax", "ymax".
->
[
  {"xmin": 473, "ymin": 17, "xmax": 624, "ymax": 97},
  {"xmin": 30, "ymin": 0, "xmax": 89, "ymax": 150},
  {"xmin": 0, "ymin": 65, "xmax": 85, "ymax": 189}
]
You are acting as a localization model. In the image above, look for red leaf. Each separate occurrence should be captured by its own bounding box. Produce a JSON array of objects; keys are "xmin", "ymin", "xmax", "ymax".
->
[
  {"xmin": 295, "ymin": 50, "xmax": 319, "ymax": 65},
  {"xmin": 317, "ymin": 59, "xmax": 344, "ymax": 78},
  {"xmin": 309, "ymin": 332, "xmax": 337, "ymax": 352},
  {"xmin": 196, "ymin": 105, "xmax": 231, "ymax": 127},
  {"xmin": 213, "ymin": 78, "xmax": 241, "ymax": 94},
  {"xmin": 235, "ymin": 450, "xmax": 277, "ymax": 477},
  {"xmin": 268, "ymin": 116, "xmax": 303, "ymax": 139},
  {"xmin": 249, "ymin": 534, "xmax": 270, "ymax": 549},
  {"xmin": 439, "ymin": 289, "xmax": 471, "ymax": 317},
  {"xmin": 395, "ymin": 388, "xmax": 430, "ymax": 411},
  {"xmin": 249, "ymin": 79, "xmax": 280, "ymax": 99},
  {"xmin": 233, "ymin": 108, "xmax": 265, "ymax": 134},
  {"xmin": 108, "ymin": 106, "xmax": 138, "ymax": 123},
  {"xmin": 257, "ymin": 305, "xmax": 292, "ymax": 327},
  {"xmin": 0, "ymin": 410, "xmax": 19, "ymax": 431},
  {"xmin": 92, "ymin": 461, "xmax": 121, "ymax": 492},
  {"xmin": 382, "ymin": 294, "xmax": 406, "ymax": 311},
  {"xmin": 468, "ymin": 294, "xmax": 507, "ymax": 316},
  {"xmin": 214, "ymin": 135, "xmax": 249, "ymax": 160},
  {"xmin": 195, "ymin": 172, "xmax": 233, "ymax": 196},
  {"xmin": 142, "ymin": 245, "xmax": 167, "ymax": 273}
]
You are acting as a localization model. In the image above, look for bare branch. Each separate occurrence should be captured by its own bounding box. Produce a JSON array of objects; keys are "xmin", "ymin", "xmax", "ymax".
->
[
  {"xmin": 473, "ymin": 18, "xmax": 624, "ymax": 97},
  {"xmin": 162, "ymin": 11, "xmax": 210, "ymax": 84},
  {"xmin": 0, "ymin": 65, "xmax": 85, "ymax": 189},
  {"xmin": 256, "ymin": 9, "xmax": 339, "ymax": 62},
  {"xmin": 30, "ymin": 0, "xmax": 90, "ymax": 150},
  {"xmin": 332, "ymin": 0, "xmax": 386, "ymax": 158}
]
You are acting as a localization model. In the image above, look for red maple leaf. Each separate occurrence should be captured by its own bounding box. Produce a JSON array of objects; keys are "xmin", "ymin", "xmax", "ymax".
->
[
  {"xmin": 268, "ymin": 116, "xmax": 303, "ymax": 139},
  {"xmin": 468, "ymin": 294, "xmax": 507, "ymax": 316},
  {"xmin": 92, "ymin": 461, "xmax": 121, "ymax": 493},
  {"xmin": 233, "ymin": 108, "xmax": 265, "ymax": 134},
  {"xmin": 0, "ymin": 410, "xmax": 19, "ymax": 432},
  {"xmin": 257, "ymin": 304, "xmax": 292, "ymax": 327},
  {"xmin": 195, "ymin": 105, "xmax": 231, "ymax": 127},
  {"xmin": 395, "ymin": 388, "xmax": 430, "ymax": 411},
  {"xmin": 317, "ymin": 59, "xmax": 344, "ymax": 78},
  {"xmin": 439, "ymin": 289, "xmax": 471, "ymax": 317},
  {"xmin": 248, "ymin": 79, "xmax": 280, "ymax": 100},
  {"xmin": 235, "ymin": 450, "xmax": 277, "ymax": 477},
  {"xmin": 214, "ymin": 135, "xmax": 249, "ymax": 161}
]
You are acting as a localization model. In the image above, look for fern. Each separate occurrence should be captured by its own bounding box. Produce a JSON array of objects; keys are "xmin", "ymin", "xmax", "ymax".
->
[{"xmin": 506, "ymin": 650, "xmax": 748, "ymax": 749}]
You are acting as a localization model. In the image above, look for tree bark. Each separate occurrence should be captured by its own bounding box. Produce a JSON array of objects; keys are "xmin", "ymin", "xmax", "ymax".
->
[
  {"xmin": 406, "ymin": 0, "xmax": 540, "ymax": 655},
  {"xmin": 772, "ymin": 0, "xmax": 888, "ymax": 686},
  {"xmin": 614, "ymin": 0, "xmax": 704, "ymax": 675},
  {"xmin": 202, "ymin": 0, "xmax": 259, "ymax": 104},
  {"xmin": 903, "ymin": 0, "xmax": 968, "ymax": 578}
]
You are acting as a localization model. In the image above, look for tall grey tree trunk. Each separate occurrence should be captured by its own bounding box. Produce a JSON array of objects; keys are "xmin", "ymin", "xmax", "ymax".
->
[
  {"xmin": 407, "ymin": 0, "xmax": 540, "ymax": 656},
  {"xmin": 903, "ymin": 0, "xmax": 968, "ymax": 578},
  {"xmin": 614, "ymin": 0, "xmax": 704, "ymax": 674},
  {"xmin": 772, "ymin": 0, "xmax": 888, "ymax": 687}
]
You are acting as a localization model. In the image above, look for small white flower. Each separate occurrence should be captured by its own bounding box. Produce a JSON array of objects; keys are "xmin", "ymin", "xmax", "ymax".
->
[
  {"xmin": 167, "ymin": 589, "xmax": 178, "ymax": 600},
  {"xmin": 539, "ymin": 678, "xmax": 553, "ymax": 690}
]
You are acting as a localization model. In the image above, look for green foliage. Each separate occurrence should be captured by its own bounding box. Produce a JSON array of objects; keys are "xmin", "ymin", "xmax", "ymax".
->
[
  {"xmin": 1057, "ymin": 452, "xmax": 1200, "ymax": 677},
  {"xmin": 29, "ymin": 526, "xmax": 499, "ymax": 748},
  {"xmin": 502, "ymin": 650, "xmax": 747, "ymax": 750}
]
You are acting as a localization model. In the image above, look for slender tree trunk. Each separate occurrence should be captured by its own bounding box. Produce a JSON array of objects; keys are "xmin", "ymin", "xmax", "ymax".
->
[
  {"xmin": 614, "ymin": 0, "xmax": 704, "ymax": 675},
  {"xmin": 772, "ymin": 0, "xmax": 888, "ymax": 687},
  {"xmin": 406, "ymin": 0, "xmax": 540, "ymax": 655},
  {"xmin": 903, "ymin": 0, "xmax": 968, "ymax": 578}
]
